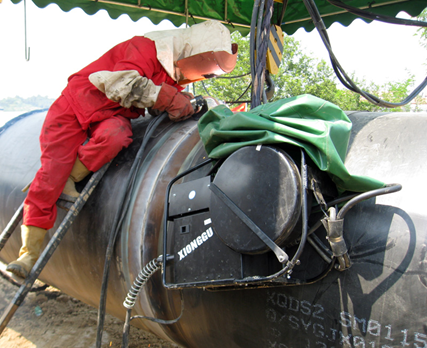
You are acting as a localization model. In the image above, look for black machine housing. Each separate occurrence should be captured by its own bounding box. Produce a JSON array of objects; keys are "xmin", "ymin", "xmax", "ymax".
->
[{"xmin": 163, "ymin": 145, "xmax": 337, "ymax": 289}]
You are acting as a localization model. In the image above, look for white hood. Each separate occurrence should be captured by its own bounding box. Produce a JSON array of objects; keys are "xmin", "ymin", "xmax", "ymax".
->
[{"xmin": 144, "ymin": 20, "xmax": 233, "ymax": 81}]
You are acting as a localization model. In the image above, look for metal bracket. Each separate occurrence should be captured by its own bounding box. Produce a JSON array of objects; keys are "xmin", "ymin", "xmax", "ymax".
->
[{"xmin": 209, "ymin": 182, "xmax": 289, "ymax": 264}]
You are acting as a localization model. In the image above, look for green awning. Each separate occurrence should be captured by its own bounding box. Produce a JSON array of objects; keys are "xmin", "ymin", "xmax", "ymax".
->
[
  {"xmin": 11, "ymin": 0, "xmax": 427, "ymax": 35},
  {"xmin": 198, "ymin": 94, "xmax": 385, "ymax": 193}
]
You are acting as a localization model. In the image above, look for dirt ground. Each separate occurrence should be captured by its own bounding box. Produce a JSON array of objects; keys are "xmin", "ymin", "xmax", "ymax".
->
[{"xmin": 0, "ymin": 264, "xmax": 180, "ymax": 348}]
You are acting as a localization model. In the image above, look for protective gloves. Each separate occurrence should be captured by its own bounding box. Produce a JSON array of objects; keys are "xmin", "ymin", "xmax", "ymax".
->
[{"xmin": 152, "ymin": 83, "xmax": 195, "ymax": 122}]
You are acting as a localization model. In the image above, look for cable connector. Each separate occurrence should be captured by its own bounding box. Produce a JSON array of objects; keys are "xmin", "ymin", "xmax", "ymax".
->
[{"xmin": 322, "ymin": 207, "xmax": 351, "ymax": 271}]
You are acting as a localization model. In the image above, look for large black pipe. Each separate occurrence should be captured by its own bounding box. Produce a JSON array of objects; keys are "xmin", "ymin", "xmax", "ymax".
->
[{"xmin": 0, "ymin": 110, "xmax": 427, "ymax": 347}]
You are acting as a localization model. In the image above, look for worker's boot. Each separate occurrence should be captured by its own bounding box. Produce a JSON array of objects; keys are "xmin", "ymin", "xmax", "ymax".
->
[
  {"xmin": 6, "ymin": 225, "xmax": 47, "ymax": 279},
  {"xmin": 60, "ymin": 157, "xmax": 91, "ymax": 201}
]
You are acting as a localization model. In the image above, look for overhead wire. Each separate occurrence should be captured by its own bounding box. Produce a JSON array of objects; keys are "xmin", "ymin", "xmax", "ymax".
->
[
  {"xmin": 197, "ymin": 0, "xmax": 426, "ymax": 109},
  {"xmin": 250, "ymin": 0, "xmax": 275, "ymax": 108},
  {"xmin": 196, "ymin": 72, "xmax": 251, "ymax": 104},
  {"xmin": 200, "ymin": 80, "xmax": 212, "ymax": 96},
  {"xmin": 302, "ymin": 0, "xmax": 427, "ymax": 108},
  {"xmin": 216, "ymin": 72, "xmax": 251, "ymax": 79},
  {"xmin": 326, "ymin": 0, "xmax": 427, "ymax": 27},
  {"xmin": 250, "ymin": 0, "xmax": 260, "ymax": 107},
  {"xmin": 252, "ymin": 0, "xmax": 266, "ymax": 107},
  {"xmin": 277, "ymin": 0, "xmax": 288, "ymax": 26},
  {"xmin": 225, "ymin": 82, "xmax": 252, "ymax": 104}
]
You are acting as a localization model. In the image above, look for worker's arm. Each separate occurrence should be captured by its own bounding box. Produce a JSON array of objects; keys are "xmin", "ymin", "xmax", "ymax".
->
[
  {"xmin": 89, "ymin": 70, "xmax": 160, "ymax": 109},
  {"xmin": 90, "ymin": 70, "xmax": 194, "ymax": 122},
  {"xmin": 90, "ymin": 37, "xmax": 193, "ymax": 121}
]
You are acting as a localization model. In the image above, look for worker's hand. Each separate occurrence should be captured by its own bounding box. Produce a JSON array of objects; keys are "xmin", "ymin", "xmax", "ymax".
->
[
  {"xmin": 181, "ymin": 91, "xmax": 195, "ymax": 99},
  {"xmin": 181, "ymin": 91, "xmax": 203, "ymax": 113},
  {"xmin": 152, "ymin": 83, "xmax": 195, "ymax": 122}
]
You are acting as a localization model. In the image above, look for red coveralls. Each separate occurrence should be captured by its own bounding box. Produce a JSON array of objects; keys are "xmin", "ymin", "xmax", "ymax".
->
[{"xmin": 24, "ymin": 37, "xmax": 182, "ymax": 230}]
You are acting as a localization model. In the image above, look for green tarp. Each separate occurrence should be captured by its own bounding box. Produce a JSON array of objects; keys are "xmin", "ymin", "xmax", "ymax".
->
[
  {"xmin": 198, "ymin": 94, "xmax": 385, "ymax": 193},
  {"xmin": 12, "ymin": 0, "xmax": 427, "ymax": 35}
]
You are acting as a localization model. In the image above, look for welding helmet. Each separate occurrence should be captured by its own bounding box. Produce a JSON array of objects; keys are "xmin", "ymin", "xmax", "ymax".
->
[
  {"xmin": 145, "ymin": 20, "xmax": 238, "ymax": 85},
  {"xmin": 175, "ymin": 43, "xmax": 238, "ymax": 85}
]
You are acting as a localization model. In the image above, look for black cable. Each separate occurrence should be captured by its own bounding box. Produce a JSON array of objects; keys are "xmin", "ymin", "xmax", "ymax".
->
[
  {"xmin": 252, "ymin": 0, "xmax": 267, "ymax": 107},
  {"xmin": 121, "ymin": 255, "xmax": 185, "ymax": 347},
  {"xmin": 251, "ymin": 0, "xmax": 275, "ymax": 108},
  {"xmin": 199, "ymin": 78, "xmax": 251, "ymax": 105},
  {"xmin": 302, "ymin": 0, "xmax": 427, "ymax": 108},
  {"xmin": 310, "ymin": 192, "xmax": 360, "ymax": 213},
  {"xmin": 129, "ymin": 291, "xmax": 184, "ymax": 324},
  {"xmin": 227, "ymin": 82, "xmax": 252, "ymax": 104},
  {"xmin": 0, "ymin": 269, "xmax": 49, "ymax": 292},
  {"xmin": 195, "ymin": 74, "xmax": 250, "ymax": 102},
  {"xmin": 122, "ymin": 291, "xmax": 184, "ymax": 348},
  {"xmin": 96, "ymin": 113, "xmax": 168, "ymax": 348},
  {"xmin": 121, "ymin": 309, "xmax": 132, "ymax": 348},
  {"xmin": 288, "ymin": 149, "xmax": 309, "ymax": 268},
  {"xmin": 337, "ymin": 183, "xmax": 402, "ymax": 219},
  {"xmin": 327, "ymin": 0, "xmax": 427, "ymax": 28},
  {"xmin": 200, "ymin": 80, "xmax": 212, "ymax": 97},
  {"xmin": 225, "ymin": 100, "xmax": 252, "ymax": 104},
  {"xmin": 0, "ymin": 202, "xmax": 23, "ymax": 252},
  {"xmin": 189, "ymin": 13, "xmax": 197, "ymax": 25},
  {"xmin": 307, "ymin": 234, "xmax": 333, "ymax": 263},
  {"xmin": 250, "ymin": 0, "xmax": 260, "ymax": 108},
  {"xmin": 216, "ymin": 72, "xmax": 251, "ymax": 79},
  {"xmin": 324, "ymin": 193, "xmax": 359, "ymax": 210},
  {"xmin": 260, "ymin": 0, "xmax": 274, "ymax": 103},
  {"xmin": 279, "ymin": 257, "xmax": 336, "ymax": 286},
  {"xmin": 277, "ymin": 0, "xmax": 288, "ymax": 26}
]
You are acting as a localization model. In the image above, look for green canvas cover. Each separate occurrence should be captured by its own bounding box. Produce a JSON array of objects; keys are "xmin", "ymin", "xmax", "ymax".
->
[
  {"xmin": 198, "ymin": 94, "xmax": 385, "ymax": 193},
  {"xmin": 11, "ymin": 0, "xmax": 427, "ymax": 35}
]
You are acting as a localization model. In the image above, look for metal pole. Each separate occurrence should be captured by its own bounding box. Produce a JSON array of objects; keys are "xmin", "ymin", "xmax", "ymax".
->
[
  {"xmin": 0, "ymin": 202, "xmax": 24, "ymax": 252},
  {"xmin": 0, "ymin": 162, "xmax": 111, "ymax": 335}
]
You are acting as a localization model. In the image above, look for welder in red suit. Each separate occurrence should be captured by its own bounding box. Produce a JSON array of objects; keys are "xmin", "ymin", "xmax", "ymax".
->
[{"xmin": 7, "ymin": 20, "xmax": 238, "ymax": 279}]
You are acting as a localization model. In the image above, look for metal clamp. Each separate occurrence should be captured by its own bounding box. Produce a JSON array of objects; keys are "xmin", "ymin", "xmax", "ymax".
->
[
  {"xmin": 321, "ymin": 207, "xmax": 351, "ymax": 271},
  {"xmin": 209, "ymin": 182, "xmax": 289, "ymax": 264}
]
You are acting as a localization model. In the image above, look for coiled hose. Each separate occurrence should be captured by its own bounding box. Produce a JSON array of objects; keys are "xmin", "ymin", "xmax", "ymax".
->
[
  {"xmin": 123, "ymin": 256, "xmax": 162, "ymax": 309},
  {"xmin": 121, "ymin": 255, "xmax": 183, "ymax": 348}
]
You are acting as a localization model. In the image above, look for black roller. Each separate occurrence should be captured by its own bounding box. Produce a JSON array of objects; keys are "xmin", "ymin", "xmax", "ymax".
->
[{"xmin": 210, "ymin": 145, "xmax": 301, "ymax": 254}]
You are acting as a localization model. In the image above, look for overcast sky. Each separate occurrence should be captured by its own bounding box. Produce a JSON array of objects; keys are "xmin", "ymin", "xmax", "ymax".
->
[{"xmin": 0, "ymin": 0, "xmax": 425, "ymax": 99}]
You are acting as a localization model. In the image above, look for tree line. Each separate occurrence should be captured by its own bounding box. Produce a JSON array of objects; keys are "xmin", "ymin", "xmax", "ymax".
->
[
  {"xmin": 193, "ymin": 31, "xmax": 426, "ymax": 112},
  {"xmin": 0, "ymin": 96, "xmax": 54, "ymax": 112}
]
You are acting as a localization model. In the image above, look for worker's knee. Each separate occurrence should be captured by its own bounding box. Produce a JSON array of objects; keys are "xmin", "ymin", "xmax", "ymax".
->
[
  {"xmin": 92, "ymin": 117, "xmax": 133, "ymax": 151},
  {"xmin": 105, "ymin": 131, "xmax": 133, "ymax": 154}
]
